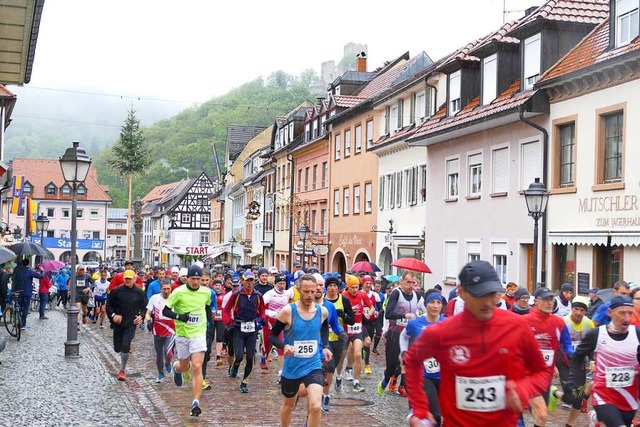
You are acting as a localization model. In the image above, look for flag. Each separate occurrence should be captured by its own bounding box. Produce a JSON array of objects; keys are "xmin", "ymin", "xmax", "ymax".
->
[
  {"xmin": 10, "ymin": 175, "xmax": 24, "ymax": 215},
  {"xmin": 212, "ymin": 143, "xmax": 222, "ymax": 182},
  {"xmin": 28, "ymin": 198, "xmax": 38, "ymax": 234}
]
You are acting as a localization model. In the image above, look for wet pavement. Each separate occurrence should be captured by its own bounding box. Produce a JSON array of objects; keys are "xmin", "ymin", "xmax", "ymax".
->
[{"xmin": 0, "ymin": 305, "xmax": 594, "ymax": 426}]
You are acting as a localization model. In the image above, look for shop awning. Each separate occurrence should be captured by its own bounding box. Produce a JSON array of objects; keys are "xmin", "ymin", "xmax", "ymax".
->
[
  {"xmin": 548, "ymin": 231, "xmax": 608, "ymax": 246},
  {"xmin": 611, "ymin": 233, "xmax": 640, "ymax": 247}
]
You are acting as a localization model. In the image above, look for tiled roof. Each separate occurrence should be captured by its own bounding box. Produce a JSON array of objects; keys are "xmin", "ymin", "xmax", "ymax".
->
[
  {"xmin": 142, "ymin": 181, "xmax": 181, "ymax": 203},
  {"xmin": 333, "ymin": 95, "xmax": 366, "ymax": 108},
  {"xmin": 108, "ymin": 208, "xmax": 128, "ymax": 220},
  {"xmin": 226, "ymin": 125, "xmax": 267, "ymax": 159},
  {"xmin": 355, "ymin": 52, "xmax": 411, "ymax": 98},
  {"xmin": 12, "ymin": 158, "xmax": 112, "ymax": 202},
  {"xmin": 540, "ymin": 19, "xmax": 640, "ymax": 82},
  {"xmin": 0, "ymin": 85, "xmax": 15, "ymax": 97},
  {"xmin": 370, "ymin": 124, "xmax": 417, "ymax": 150},
  {"xmin": 525, "ymin": 0, "xmax": 609, "ymax": 25},
  {"xmin": 158, "ymin": 178, "xmax": 192, "ymax": 206},
  {"xmin": 409, "ymin": 80, "xmax": 535, "ymax": 141}
]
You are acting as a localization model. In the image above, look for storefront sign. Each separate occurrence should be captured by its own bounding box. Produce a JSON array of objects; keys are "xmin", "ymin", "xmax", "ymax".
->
[
  {"xmin": 577, "ymin": 272, "xmax": 589, "ymax": 295},
  {"xmin": 578, "ymin": 195, "xmax": 638, "ymax": 213},
  {"xmin": 595, "ymin": 217, "xmax": 640, "ymax": 228},
  {"xmin": 31, "ymin": 236, "xmax": 104, "ymax": 251},
  {"xmin": 338, "ymin": 234, "xmax": 363, "ymax": 247}
]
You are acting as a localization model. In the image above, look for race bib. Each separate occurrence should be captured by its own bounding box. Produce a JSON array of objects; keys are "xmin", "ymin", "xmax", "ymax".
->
[
  {"xmin": 347, "ymin": 323, "xmax": 362, "ymax": 334},
  {"xmin": 423, "ymin": 358, "xmax": 440, "ymax": 374},
  {"xmin": 186, "ymin": 313, "xmax": 202, "ymax": 325},
  {"xmin": 364, "ymin": 307, "xmax": 371, "ymax": 317},
  {"xmin": 397, "ymin": 317, "xmax": 408, "ymax": 326},
  {"xmin": 455, "ymin": 375, "xmax": 506, "ymax": 412},
  {"xmin": 213, "ymin": 310, "xmax": 222, "ymax": 319},
  {"xmin": 605, "ymin": 366, "xmax": 635, "ymax": 388},
  {"xmin": 294, "ymin": 340, "xmax": 317, "ymax": 358},
  {"xmin": 541, "ymin": 349, "xmax": 555, "ymax": 367},
  {"xmin": 77, "ymin": 280, "xmax": 86, "ymax": 288},
  {"xmin": 240, "ymin": 321, "xmax": 256, "ymax": 333}
]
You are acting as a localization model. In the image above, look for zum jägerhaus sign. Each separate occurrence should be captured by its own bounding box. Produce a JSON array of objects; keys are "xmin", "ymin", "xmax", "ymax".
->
[{"xmin": 578, "ymin": 195, "xmax": 640, "ymax": 228}]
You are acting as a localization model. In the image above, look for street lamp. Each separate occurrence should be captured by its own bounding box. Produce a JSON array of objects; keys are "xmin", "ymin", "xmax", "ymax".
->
[
  {"xmin": 524, "ymin": 178, "xmax": 549, "ymax": 290},
  {"xmin": 297, "ymin": 224, "xmax": 311, "ymax": 271},
  {"xmin": 59, "ymin": 141, "xmax": 92, "ymax": 357},
  {"xmin": 229, "ymin": 236, "xmax": 237, "ymax": 269},
  {"xmin": 35, "ymin": 213, "xmax": 50, "ymax": 243}
]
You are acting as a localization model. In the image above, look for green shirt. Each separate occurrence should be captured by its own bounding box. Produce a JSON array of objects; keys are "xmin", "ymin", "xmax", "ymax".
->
[{"xmin": 165, "ymin": 284, "xmax": 211, "ymax": 338}]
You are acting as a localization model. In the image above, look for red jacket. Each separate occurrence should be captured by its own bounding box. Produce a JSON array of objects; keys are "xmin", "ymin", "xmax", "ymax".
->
[
  {"xmin": 524, "ymin": 307, "xmax": 574, "ymax": 372},
  {"xmin": 108, "ymin": 271, "xmax": 143, "ymax": 291},
  {"xmin": 39, "ymin": 275, "xmax": 52, "ymax": 293},
  {"xmin": 405, "ymin": 308, "xmax": 550, "ymax": 425}
]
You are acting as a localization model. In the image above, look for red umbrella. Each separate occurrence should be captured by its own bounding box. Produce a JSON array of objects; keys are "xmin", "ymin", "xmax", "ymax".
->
[
  {"xmin": 350, "ymin": 261, "xmax": 381, "ymax": 273},
  {"xmin": 391, "ymin": 258, "xmax": 432, "ymax": 273},
  {"xmin": 40, "ymin": 259, "xmax": 65, "ymax": 272}
]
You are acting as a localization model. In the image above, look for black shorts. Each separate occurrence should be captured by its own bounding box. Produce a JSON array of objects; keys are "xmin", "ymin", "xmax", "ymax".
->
[
  {"xmin": 281, "ymin": 369, "xmax": 325, "ymax": 398},
  {"xmin": 224, "ymin": 326, "xmax": 235, "ymax": 357},
  {"xmin": 95, "ymin": 299, "xmax": 107, "ymax": 308},
  {"xmin": 363, "ymin": 321, "xmax": 375, "ymax": 340},
  {"xmin": 348, "ymin": 333, "xmax": 363, "ymax": 343},
  {"xmin": 76, "ymin": 292, "xmax": 89, "ymax": 306},
  {"xmin": 326, "ymin": 340, "xmax": 344, "ymax": 374}
]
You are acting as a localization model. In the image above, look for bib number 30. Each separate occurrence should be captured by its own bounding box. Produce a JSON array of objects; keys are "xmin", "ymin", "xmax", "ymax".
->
[{"xmin": 455, "ymin": 375, "xmax": 506, "ymax": 412}]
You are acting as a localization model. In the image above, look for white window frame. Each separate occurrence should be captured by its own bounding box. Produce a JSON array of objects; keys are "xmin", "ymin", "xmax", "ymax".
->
[
  {"xmin": 444, "ymin": 241, "xmax": 459, "ymax": 282},
  {"xmin": 492, "ymin": 242, "xmax": 508, "ymax": 284},
  {"xmin": 334, "ymin": 134, "xmax": 341, "ymax": 160},
  {"xmin": 446, "ymin": 157, "xmax": 459, "ymax": 199},
  {"xmin": 343, "ymin": 187, "xmax": 350, "ymax": 215},
  {"xmin": 344, "ymin": 129, "xmax": 351, "ymax": 157},
  {"xmin": 366, "ymin": 120, "xmax": 374, "ymax": 148},
  {"xmin": 449, "ymin": 70, "xmax": 461, "ymax": 116},
  {"xmin": 616, "ymin": 0, "xmax": 640, "ymax": 46},
  {"xmin": 353, "ymin": 185, "xmax": 361, "ymax": 214},
  {"xmin": 491, "ymin": 145, "xmax": 509, "ymax": 194},
  {"xmin": 467, "ymin": 241, "xmax": 481, "ymax": 262},
  {"xmin": 354, "ymin": 125, "xmax": 362, "ymax": 154},
  {"xmin": 62, "ymin": 208, "xmax": 70, "ymax": 218},
  {"xmin": 90, "ymin": 209, "xmax": 99, "ymax": 220},
  {"xmin": 482, "ymin": 54, "xmax": 498, "ymax": 105},
  {"xmin": 364, "ymin": 183, "xmax": 372, "ymax": 213},
  {"xmin": 419, "ymin": 164, "xmax": 427, "ymax": 203},
  {"xmin": 416, "ymin": 91, "xmax": 426, "ymax": 122},
  {"xmin": 520, "ymin": 139, "xmax": 542, "ymax": 191},
  {"xmin": 467, "ymin": 152, "xmax": 483, "ymax": 197},
  {"xmin": 390, "ymin": 105, "xmax": 399, "ymax": 133},
  {"xmin": 333, "ymin": 189, "xmax": 340, "ymax": 216},
  {"xmin": 47, "ymin": 207, "xmax": 55, "ymax": 218},
  {"xmin": 524, "ymin": 33, "xmax": 541, "ymax": 90}
]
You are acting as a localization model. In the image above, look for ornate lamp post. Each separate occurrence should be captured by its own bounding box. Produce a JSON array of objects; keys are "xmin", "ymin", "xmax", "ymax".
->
[
  {"xmin": 297, "ymin": 224, "xmax": 311, "ymax": 271},
  {"xmin": 35, "ymin": 213, "xmax": 50, "ymax": 242},
  {"xmin": 229, "ymin": 236, "xmax": 237, "ymax": 269},
  {"xmin": 59, "ymin": 141, "xmax": 92, "ymax": 357},
  {"xmin": 524, "ymin": 178, "xmax": 549, "ymax": 290}
]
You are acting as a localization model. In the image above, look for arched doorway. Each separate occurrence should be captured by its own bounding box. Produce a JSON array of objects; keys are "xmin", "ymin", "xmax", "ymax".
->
[
  {"xmin": 59, "ymin": 251, "xmax": 78, "ymax": 264},
  {"xmin": 378, "ymin": 247, "xmax": 393, "ymax": 275},
  {"xmin": 331, "ymin": 252, "xmax": 347, "ymax": 276},
  {"xmin": 83, "ymin": 252, "xmax": 102, "ymax": 263},
  {"xmin": 354, "ymin": 252, "xmax": 370, "ymax": 263}
]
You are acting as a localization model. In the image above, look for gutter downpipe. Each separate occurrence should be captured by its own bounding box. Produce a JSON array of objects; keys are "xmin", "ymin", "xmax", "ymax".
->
[
  {"xmin": 519, "ymin": 103, "xmax": 549, "ymax": 288},
  {"xmin": 287, "ymin": 154, "xmax": 295, "ymax": 271}
]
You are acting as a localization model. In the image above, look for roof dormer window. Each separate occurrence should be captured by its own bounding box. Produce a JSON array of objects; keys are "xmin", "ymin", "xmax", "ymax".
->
[
  {"xmin": 61, "ymin": 184, "xmax": 71, "ymax": 196},
  {"xmin": 448, "ymin": 70, "xmax": 461, "ymax": 116},
  {"xmin": 77, "ymin": 184, "xmax": 86, "ymax": 197},
  {"xmin": 45, "ymin": 183, "xmax": 57, "ymax": 196},
  {"xmin": 23, "ymin": 182, "xmax": 32, "ymax": 195},
  {"xmin": 524, "ymin": 33, "xmax": 541, "ymax": 90},
  {"xmin": 616, "ymin": 0, "xmax": 639, "ymax": 47},
  {"xmin": 482, "ymin": 54, "xmax": 498, "ymax": 105}
]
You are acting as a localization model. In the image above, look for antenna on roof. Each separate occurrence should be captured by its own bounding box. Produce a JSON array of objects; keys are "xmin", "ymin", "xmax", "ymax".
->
[{"xmin": 502, "ymin": 0, "xmax": 527, "ymax": 23}]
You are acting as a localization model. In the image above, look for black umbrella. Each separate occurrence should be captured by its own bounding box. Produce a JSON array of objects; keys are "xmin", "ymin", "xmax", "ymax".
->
[
  {"xmin": 0, "ymin": 246, "xmax": 17, "ymax": 265},
  {"xmin": 8, "ymin": 241, "xmax": 54, "ymax": 259}
]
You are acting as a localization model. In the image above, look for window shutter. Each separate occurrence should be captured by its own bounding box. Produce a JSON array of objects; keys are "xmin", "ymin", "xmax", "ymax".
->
[
  {"xmin": 447, "ymin": 158, "xmax": 459, "ymax": 176},
  {"xmin": 385, "ymin": 106, "xmax": 390, "ymax": 134},
  {"xmin": 396, "ymin": 171, "xmax": 403, "ymax": 207},
  {"xmin": 379, "ymin": 176, "xmax": 384, "ymax": 210},
  {"xmin": 491, "ymin": 147, "xmax": 508, "ymax": 193},
  {"xmin": 410, "ymin": 94, "xmax": 416, "ymax": 124},
  {"xmin": 398, "ymin": 100, "xmax": 404, "ymax": 130},
  {"xmin": 410, "ymin": 166, "xmax": 418, "ymax": 205},
  {"xmin": 521, "ymin": 141, "xmax": 541, "ymax": 190},
  {"xmin": 445, "ymin": 241, "xmax": 458, "ymax": 279},
  {"xmin": 467, "ymin": 241, "xmax": 481, "ymax": 257},
  {"xmin": 389, "ymin": 174, "xmax": 395, "ymax": 209},
  {"xmin": 425, "ymin": 88, "xmax": 432, "ymax": 118}
]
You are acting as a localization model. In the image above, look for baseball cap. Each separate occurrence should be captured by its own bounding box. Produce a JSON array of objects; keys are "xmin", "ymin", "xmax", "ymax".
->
[
  {"xmin": 269, "ymin": 266, "xmax": 279, "ymax": 274},
  {"xmin": 362, "ymin": 275, "xmax": 373, "ymax": 284},
  {"xmin": 243, "ymin": 271, "xmax": 255, "ymax": 280},
  {"xmin": 514, "ymin": 288, "xmax": 530, "ymax": 299},
  {"xmin": 187, "ymin": 265, "xmax": 203, "ymax": 278},
  {"xmin": 533, "ymin": 287, "xmax": 555, "ymax": 299},
  {"xmin": 458, "ymin": 260, "xmax": 503, "ymax": 297},
  {"xmin": 572, "ymin": 296, "xmax": 590, "ymax": 311},
  {"xmin": 274, "ymin": 274, "xmax": 286, "ymax": 284},
  {"xmin": 77, "ymin": 264, "xmax": 85, "ymax": 270},
  {"xmin": 588, "ymin": 287, "xmax": 599, "ymax": 294},
  {"xmin": 179, "ymin": 268, "xmax": 188, "ymax": 277},
  {"xmin": 293, "ymin": 261, "xmax": 302, "ymax": 267},
  {"xmin": 171, "ymin": 266, "xmax": 180, "ymax": 274},
  {"xmin": 124, "ymin": 260, "xmax": 133, "ymax": 265},
  {"xmin": 231, "ymin": 278, "xmax": 241, "ymax": 286},
  {"xmin": 610, "ymin": 295, "xmax": 633, "ymax": 310},
  {"xmin": 123, "ymin": 270, "xmax": 135, "ymax": 279},
  {"xmin": 293, "ymin": 270, "xmax": 305, "ymax": 281}
]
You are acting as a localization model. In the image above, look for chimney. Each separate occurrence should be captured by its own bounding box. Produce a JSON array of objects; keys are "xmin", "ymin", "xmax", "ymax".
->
[
  {"xmin": 356, "ymin": 52, "xmax": 367, "ymax": 72},
  {"xmin": 524, "ymin": 5, "xmax": 538, "ymax": 16}
]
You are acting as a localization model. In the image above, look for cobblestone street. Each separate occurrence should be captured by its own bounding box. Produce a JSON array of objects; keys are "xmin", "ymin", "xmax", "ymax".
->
[{"xmin": 0, "ymin": 306, "xmax": 593, "ymax": 426}]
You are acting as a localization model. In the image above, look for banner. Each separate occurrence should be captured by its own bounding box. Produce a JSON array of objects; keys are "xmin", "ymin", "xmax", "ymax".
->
[
  {"xmin": 31, "ymin": 236, "xmax": 104, "ymax": 251},
  {"xmin": 10, "ymin": 175, "xmax": 24, "ymax": 215},
  {"xmin": 27, "ymin": 198, "xmax": 38, "ymax": 234},
  {"xmin": 213, "ymin": 143, "xmax": 222, "ymax": 182}
]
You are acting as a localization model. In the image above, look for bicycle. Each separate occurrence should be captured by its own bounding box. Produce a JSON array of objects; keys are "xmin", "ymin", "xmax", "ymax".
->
[{"xmin": 4, "ymin": 290, "xmax": 22, "ymax": 341}]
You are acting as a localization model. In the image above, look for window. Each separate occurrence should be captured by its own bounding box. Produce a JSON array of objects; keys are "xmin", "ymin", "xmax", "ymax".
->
[
  {"xmin": 467, "ymin": 241, "xmax": 481, "ymax": 262},
  {"xmin": 343, "ymin": 187, "xmax": 350, "ymax": 215},
  {"xmin": 62, "ymin": 209, "xmax": 70, "ymax": 219},
  {"xmin": 390, "ymin": 105, "xmax": 399, "ymax": 133},
  {"xmin": 333, "ymin": 189, "xmax": 340, "ymax": 215},
  {"xmin": 558, "ymin": 123, "xmax": 576, "ymax": 187},
  {"xmin": 396, "ymin": 172, "xmax": 403, "ymax": 207},
  {"xmin": 354, "ymin": 125, "xmax": 362, "ymax": 154},
  {"xmin": 311, "ymin": 210, "xmax": 317, "ymax": 234},
  {"xmin": 335, "ymin": 134, "xmax": 341, "ymax": 160},
  {"xmin": 448, "ymin": 71, "xmax": 461, "ymax": 115},
  {"xmin": 524, "ymin": 33, "xmax": 541, "ymax": 90},
  {"xmin": 46, "ymin": 184, "xmax": 57, "ymax": 196},
  {"xmin": 407, "ymin": 167, "xmax": 418, "ymax": 206},
  {"xmin": 62, "ymin": 185, "xmax": 71, "ymax": 196},
  {"xmin": 312, "ymin": 165, "xmax": 318, "ymax": 190},
  {"xmin": 444, "ymin": 241, "xmax": 458, "ymax": 282},
  {"xmin": 410, "ymin": 93, "xmax": 416, "ymax": 125},
  {"xmin": 468, "ymin": 153, "xmax": 482, "ymax": 197},
  {"xmin": 344, "ymin": 129, "xmax": 351, "ymax": 157},
  {"xmin": 446, "ymin": 158, "xmax": 459, "ymax": 199},
  {"xmin": 491, "ymin": 147, "xmax": 509, "ymax": 194},
  {"xmin": 296, "ymin": 170, "xmax": 302, "ymax": 192},
  {"xmin": 92, "ymin": 231, "xmax": 100, "ymax": 239},
  {"xmin": 386, "ymin": 174, "xmax": 395, "ymax": 209},
  {"xmin": 320, "ymin": 209, "xmax": 327, "ymax": 235},
  {"xmin": 616, "ymin": 0, "xmax": 639, "ymax": 46},
  {"xmin": 366, "ymin": 120, "xmax": 374, "ymax": 148},
  {"xmin": 492, "ymin": 242, "xmax": 508, "ymax": 284},
  {"xmin": 322, "ymin": 162, "xmax": 328, "ymax": 187},
  {"xmin": 200, "ymin": 231, "xmax": 209, "ymax": 244},
  {"xmin": 201, "ymin": 214, "xmax": 210, "ymax": 223},
  {"xmin": 353, "ymin": 184, "xmax": 361, "ymax": 214},
  {"xmin": 379, "ymin": 176, "xmax": 385, "ymax": 210},
  {"xmin": 594, "ymin": 245, "xmax": 623, "ymax": 288},
  {"xmin": 23, "ymin": 182, "xmax": 32, "ymax": 195},
  {"xmin": 77, "ymin": 185, "xmax": 86, "ymax": 197},
  {"xmin": 46, "ymin": 230, "xmax": 54, "ymax": 238},
  {"xmin": 304, "ymin": 167, "xmax": 310, "ymax": 191},
  {"xmin": 554, "ymin": 245, "xmax": 576, "ymax": 291},
  {"xmin": 90, "ymin": 209, "xmax": 99, "ymax": 220},
  {"xmin": 181, "ymin": 213, "xmax": 191, "ymax": 223},
  {"xmin": 520, "ymin": 140, "xmax": 541, "ymax": 190},
  {"xmin": 416, "ymin": 92, "xmax": 426, "ymax": 123},
  {"xmin": 47, "ymin": 207, "xmax": 55, "ymax": 218},
  {"xmin": 603, "ymin": 112, "xmax": 624, "ymax": 182},
  {"xmin": 419, "ymin": 164, "xmax": 427, "ymax": 203},
  {"xmin": 482, "ymin": 54, "xmax": 497, "ymax": 105},
  {"xmin": 76, "ymin": 209, "xmax": 84, "ymax": 219},
  {"xmin": 365, "ymin": 182, "xmax": 372, "ymax": 213}
]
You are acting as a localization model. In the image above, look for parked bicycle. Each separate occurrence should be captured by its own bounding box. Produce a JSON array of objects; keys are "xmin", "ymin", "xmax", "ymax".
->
[{"xmin": 4, "ymin": 290, "xmax": 22, "ymax": 341}]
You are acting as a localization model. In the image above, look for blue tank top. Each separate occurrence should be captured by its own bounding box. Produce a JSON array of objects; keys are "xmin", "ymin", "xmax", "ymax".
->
[{"xmin": 282, "ymin": 303, "xmax": 323, "ymax": 380}]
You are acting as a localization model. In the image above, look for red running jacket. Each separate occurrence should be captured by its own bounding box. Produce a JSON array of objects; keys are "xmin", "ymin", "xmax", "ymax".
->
[{"xmin": 405, "ymin": 307, "xmax": 550, "ymax": 426}]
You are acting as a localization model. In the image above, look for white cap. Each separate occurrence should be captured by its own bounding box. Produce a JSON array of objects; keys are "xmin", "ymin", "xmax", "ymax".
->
[
  {"xmin": 179, "ymin": 267, "xmax": 188, "ymax": 277},
  {"xmin": 268, "ymin": 266, "xmax": 279, "ymax": 274},
  {"xmin": 171, "ymin": 266, "xmax": 180, "ymax": 274},
  {"xmin": 312, "ymin": 273, "xmax": 325, "ymax": 285},
  {"xmin": 194, "ymin": 260, "xmax": 204, "ymax": 269}
]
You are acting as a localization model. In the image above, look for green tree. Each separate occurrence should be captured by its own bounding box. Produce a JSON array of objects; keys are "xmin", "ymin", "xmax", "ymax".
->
[{"xmin": 111, "ymin": 108, "xmax": 151, "ymax": 259}]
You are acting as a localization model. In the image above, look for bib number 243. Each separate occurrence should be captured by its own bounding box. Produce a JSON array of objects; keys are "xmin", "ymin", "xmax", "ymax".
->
[{"xmin": 455, "ymin": 375, "xmax": 505, "ymax": 412}]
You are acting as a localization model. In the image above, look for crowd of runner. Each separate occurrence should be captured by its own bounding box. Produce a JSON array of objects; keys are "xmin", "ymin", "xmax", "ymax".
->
[{"xmin": 15, "ymin": 257, "xmax": 640, "ymax": 427}]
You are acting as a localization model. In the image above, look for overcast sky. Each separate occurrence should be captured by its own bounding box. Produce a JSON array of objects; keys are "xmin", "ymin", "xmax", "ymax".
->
[{"xmin": 23, "ymin": 0, "xmax": 544, "ymax": 106}]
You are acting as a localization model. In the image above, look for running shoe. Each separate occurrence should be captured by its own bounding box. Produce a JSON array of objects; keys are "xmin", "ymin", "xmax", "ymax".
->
[
  {"xmin": 548, "ymin": 385, "xmax": 561, "ymax": 412},
  {"xmin": 190, "ymin": 400, "xmax": 202, "ymax": 417},
  {"xmin": 277, "ymin": 370, "xmax": 282, "ymax": 384},
  {"xmin": 353, "ymin": 381, "xmax": 364, "ymax": 393},
  {"xmin": 588, "ymin": 409, "xmax": 601, "ymax": 427},
  {"xmin": 229, "ymin": 366, "xmax": 238, "ymax": 378},
  {"xmin": 371, "ymin": 349, "xmax": 379, "ymax": 356},
  {"xmin": 202, "ymin": 379, "xmax": 211, "ymax": 390},
  {"xmin": 365, "ymin": 364, "xmax": 372, "ymax": 375},
  {"xmin": 99, "ymin": 324, "xmax": 104, "ymax": 329},
  {"xmin": 270, "ymin": 347, "xmax": 278, "ymax": 360},
  {"xmin": 117, "ymin": 371, "xmax": 126, "ymax": 381},
  {"xmin": 389, "ymin": 375, "xmax": 398, "ymax": 393},
  {"xmin": 173, "ymin": 362, "xmax": 183, "ymax": 387},
  {"xmin": 240, "ymin": 382, "xmax": 249, "ymax": 393},
  {"xmin": 216, "ymin": 358, "xmax": 223, "ymax": 366},
  {"xmin": 321, "ymin": 394, "xmax": 330, "ymax": 412},
  {"xmin": 39, "ymin": 316, "xmax": 49, "ymax": 320},
  {"xmin": 156, "ymin": 373, "xmax": 165, "ymax": 383},
  {"xmin": 20, "ymin": 326, "xmax": 30, "ymax": 331},
  {"xmin": 396, "ymin": 386, "xmax": 408, "ymax": 397},
  {"xmin": 267, "ymin": 354, "xmax": 272, "ymax": 363},
  {"xmin": 344, "ymin": 368, "xmax": 353, "ymax": 381},
  {"xmin": 334, "ymin": 376, "xmax": 342, "ymax": 392},
  {"xmin": 377, "ymin": 380, "xmax": 386, "ymax": 396},
  {"xmin": 260, "ymin": 355, "xmax": 268, "ymax": 370},
  {"xmin": 165, "ymin": 362, "xmax": 172, "ymax": 373},
  {"xmin": 183, "ymin": 366, "xmax": 191, "ymax": 384}
]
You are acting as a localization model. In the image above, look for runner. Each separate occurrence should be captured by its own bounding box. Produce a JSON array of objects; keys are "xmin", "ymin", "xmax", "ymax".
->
[
  {"xmin": 211, "ymin": 279, "xmax": 226, "ymax": 367},
  {"xmin": 324, "ymin": 276, "xmax": 355, "ymax": 393},
  {"xmin": 92, "ymin": 270, "xmax": 110, "ymax": 328},
  {"xmin": 404, "ymin": 260, "xmax": 551, "ymax": 426},
  {"xmin": 106, "ymin": 269, "xmax": 147, "ymax": 381},
  {"xmin": 223, "ymin": 270, "xmax": 266, "ymax": 393},
  {"xmin": 361, "ymin": 275, "xmax": 380, "ymax": 375},
  {"xmin": 144, "ymin": 278, "xmax": 175, "ymax": 383},
  {"xmin": 200, "ymin": 270, "xmax": 217, "ymax": 391},
  {"xmin": 269, "ymin": 274, "xmax": 332, "ymax": 427},
  {"xmin": 263, "ymin": 273, "xmax": 295, "ymax": 381},
  {"xmin": 221, "ymin": 277, "xmax": 241, "ymax": 369},
  {"xmin": 161, "ymin": 265, "xmax": 212, "ymax": 417},
  {"xmin": 73, "ymin": 264, "xmax": 95, "ymax": 329}
]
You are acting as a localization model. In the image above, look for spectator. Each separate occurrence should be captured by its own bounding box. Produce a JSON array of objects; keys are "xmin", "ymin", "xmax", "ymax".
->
[
  {"xmin": 585, "ymin": 287, "xmax": 603, "ymax": 319},
  {"xmin": 0, "ymin": 263, "xmax": 9, "ymax": 318},
  {"xmin": 13, "ymin": 258, "xmax": 44, "ymax": 330},
  {"xmin": 38, "ymin": 271, "xmax": 53, "ymax": 319}
]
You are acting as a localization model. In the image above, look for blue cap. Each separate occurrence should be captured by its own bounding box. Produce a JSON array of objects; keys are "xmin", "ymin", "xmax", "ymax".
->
[
  {"xmin": 588, "ymin": 287, "xmax": 599, "ymax": 294},
  {"xmin": 243, "ymin": 271, "xmax": 255, "ymax": 280},
  {"xmin": 610, "ymin": 295, "xmax": 633, "ymax": 310},
  {"xmin": 458, "ymin": 260, "xmax": 503, "ymax": 297},
  {"xmin": 187, "ymin": 265, "xmax": 203, "ymax": 278},
  {"xmin": 231, "ymin": 278, "xmax": 240, "ymax": 286}
]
